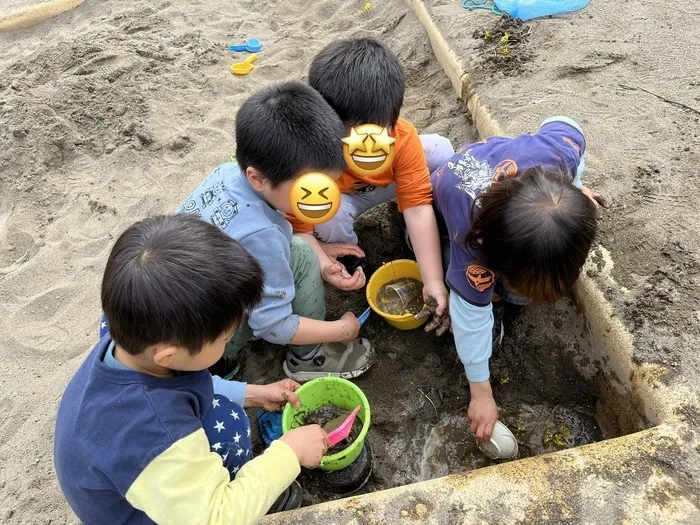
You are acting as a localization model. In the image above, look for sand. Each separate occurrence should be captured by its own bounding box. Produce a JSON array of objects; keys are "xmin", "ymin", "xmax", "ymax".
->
[
  {"xmin": 423, "ymin": 0, "xmax": 700, "ymax": 413},
  {"xmin": 0, "ymin": 0, "xmax": 472, "ymax": 522}
]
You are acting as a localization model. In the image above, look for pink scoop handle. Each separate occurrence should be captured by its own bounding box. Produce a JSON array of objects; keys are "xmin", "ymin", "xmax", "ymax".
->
[{"xmin": 326, "ymin": 405, "xmax": 361, "ymax": 447}]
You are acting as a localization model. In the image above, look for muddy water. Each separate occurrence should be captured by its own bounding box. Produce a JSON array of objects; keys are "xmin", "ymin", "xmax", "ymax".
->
[
  {"xmin": 304, "ymin": 405, "xmax": 363, "ymax": 455},
  {"xmin": 376, "ymin": 277, "xmax": 424, "ymax": 315},
  {"xmin": 418, "ymin": 403, "xmax": 602, "ymax": 479}
]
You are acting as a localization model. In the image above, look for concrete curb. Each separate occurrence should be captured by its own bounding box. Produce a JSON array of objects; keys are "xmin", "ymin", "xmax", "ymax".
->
[
  {"xmin": 0, "ymin": 0, "xmax": 83, "ymax": 32},
  {"xmin": 405, "ymin": 0, "xmax": 504, "ymax": 139},
  {"xmin": 262, "ymin": 422, "xmax": 692, "ymax": 524}
]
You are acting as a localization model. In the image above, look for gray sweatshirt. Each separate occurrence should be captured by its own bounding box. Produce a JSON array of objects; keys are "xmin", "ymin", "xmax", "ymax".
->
[{"xmin": 176, "ymin": 163, "xmax": 300, "ymax": 344}]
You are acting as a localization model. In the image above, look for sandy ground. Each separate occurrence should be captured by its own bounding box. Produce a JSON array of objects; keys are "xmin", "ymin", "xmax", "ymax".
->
[
  {"xmin": 425, "ymin": 0, "xmax": 700, "ymax": 422},
  {"xmin": 417, "ymin": 0, "xmax": 700, "ymax": 512},
  {"xmin": 0, "ymin": 0, "xmax": 473, "ymax": 522},
  {"xmin": 4, "ymin": 0, "xmax": 690, "ymax": 522}
]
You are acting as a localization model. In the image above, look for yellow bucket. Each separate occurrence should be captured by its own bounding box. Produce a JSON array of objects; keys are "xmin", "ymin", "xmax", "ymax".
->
[{"xmin": 366, "ymin": 259, "xmax": 427, "ymax": 331}]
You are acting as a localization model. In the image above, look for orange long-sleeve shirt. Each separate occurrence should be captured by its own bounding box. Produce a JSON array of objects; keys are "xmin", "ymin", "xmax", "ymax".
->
[{"xmin": 287, "ymin": 117, "xmax": 433, "ymax": 233}]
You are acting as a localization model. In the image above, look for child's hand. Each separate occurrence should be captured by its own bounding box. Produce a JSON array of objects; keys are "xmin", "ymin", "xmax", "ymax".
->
[
  {"xmin": 244, "ymin": 379, "xmax": 302, "ymax": 411},
  {"xmin": 415, "ymin": 281, "xmax": 451, "ymax": 336},
  {"xmin": 280, "ymin": 425, "xmax": 329, "ymax": 468},
  {"xmin": 322, "ymin": 261, "xmax": 366, "ymax": 291},
  {"xmin": 581, "ymin": 186, "xmax": 608, "ymax": 208},
  {"xmin": 320, "ymin": 242, "xmax": 366, "ymax": 259},
  {"xmin": 468, "ymin": 388, "xmax": 499, "ymax": 442},
  {"xmin": 338, "ymin": 311, "xmax": 361, "ymax": 342}
]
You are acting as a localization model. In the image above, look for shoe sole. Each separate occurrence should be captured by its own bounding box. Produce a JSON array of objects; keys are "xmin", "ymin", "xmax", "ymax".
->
[{"xmin": 282, "ymin": 358, "xmax": 373, "ymax": 383}]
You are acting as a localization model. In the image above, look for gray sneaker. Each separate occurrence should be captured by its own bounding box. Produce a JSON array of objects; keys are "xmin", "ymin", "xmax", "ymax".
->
[{"xmin": 283, "ymin": 339, "xmax": 373, "ymax": 382}]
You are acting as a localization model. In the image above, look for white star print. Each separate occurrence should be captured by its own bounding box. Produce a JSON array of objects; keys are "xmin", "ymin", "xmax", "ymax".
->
[
  {"xmin": 100, "ymin": 322, "xmax": 107, "ymax": 329},
  {"xmin": 236, "ymin": 448, "xmax": 244, "ymax": 457},
  {"xmin": 245, "ymin": 449, "xmax": 250, "ymax": 456},
  {"xmin": 222, "ymin": 452, "xmax": 228, "ymax": 461},
  {"xmin": 247, "ymin": 428, "xmax": 251, "ymax": 437},
  {"xmin": 233, "ymin": 466, "xmax": 240, "ymax": 473},
  {"xmin": 211, "ymin": 442, "xmax": 222, "ymax": 451},
  {"xmin": 212, "ymin": 398, "xmax": 220, "ymax": 408},
  {"xmin": 230, "ymin": 410, "xmax": 239, "ymax": 420},
  {"xmin": 233, "ymin": 432, "xmax": 241, "ymax": 444},
  {"xmin": 214, "ymin": 421, "xmax": 225, "ymax": 433}
]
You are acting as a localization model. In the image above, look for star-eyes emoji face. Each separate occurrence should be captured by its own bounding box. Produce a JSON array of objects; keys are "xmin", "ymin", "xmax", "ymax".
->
[
  {"xmin": 342, "ymin": 124, "xmax": 396, "ymax": 177},
  {"xmin": 289, "ymin": 172, "xmax": 341, "ymax": 225}
]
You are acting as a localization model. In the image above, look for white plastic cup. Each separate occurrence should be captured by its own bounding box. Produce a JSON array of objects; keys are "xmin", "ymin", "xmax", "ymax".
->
[{"xmin": 478, "ymin": 421, "xmax": 519, "ymax": 460}]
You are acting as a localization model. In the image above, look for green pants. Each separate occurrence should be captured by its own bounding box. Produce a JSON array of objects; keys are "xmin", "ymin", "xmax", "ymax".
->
[{"xmin": 225, "ymin": 236, "xmax": 326, "ymax": 358}]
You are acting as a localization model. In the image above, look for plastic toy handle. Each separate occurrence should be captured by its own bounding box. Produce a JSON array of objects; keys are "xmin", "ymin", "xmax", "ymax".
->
[
  {"xmin": 231, "ymin": 54, "xmax": 259, "ymax": 76},
  {"xmin": 327, "ymin": 405, "xmax": 362, "ymax": 447},
  {"xmin": 358, "ymin": 306, "xmax": 371, "ymax": 325}
]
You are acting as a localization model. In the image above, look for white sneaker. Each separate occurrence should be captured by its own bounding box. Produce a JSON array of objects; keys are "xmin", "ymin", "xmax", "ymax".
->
[{"xmin": 283, "ymin": 339, "xmax": 373, "ymax": 382}]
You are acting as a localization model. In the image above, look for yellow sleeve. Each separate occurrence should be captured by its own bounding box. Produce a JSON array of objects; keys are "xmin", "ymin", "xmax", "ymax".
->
[{"xmin": 126, "ymin": 429, "xmax": 300, "ymax": 525}]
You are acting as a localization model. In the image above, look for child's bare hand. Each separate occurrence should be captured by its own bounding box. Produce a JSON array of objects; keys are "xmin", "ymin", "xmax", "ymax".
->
[
  {"xmin": 280, "ymin": 425, "xmax": 329, "ymax": 468},
  {"xmin": 321, "ymin": 242, "xmax": 366, "ymax": 259},
  {"xmin": 416, "ymin": 282, "xmax": 450, "ymax": 336},
  {"xmin": 581, "ymin": 186, "xmax": 608, "ymax": 208},
  {"xmin": 244, "ymin": 379, "xmax": 301, "ymax": 411},
  {"xmin": 338, "ymin": 311, "xmax": 361, "ymax": 342},
  {"xmin": 322, "ymin": 261, "xmax": 366, "ymax": 291},
  {"xmin": 468, "ymin": 395, "xmax": 499, "ymax": 442}
]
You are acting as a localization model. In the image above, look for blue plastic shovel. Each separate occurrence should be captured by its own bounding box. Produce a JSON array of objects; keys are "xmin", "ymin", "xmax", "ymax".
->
[
  {"xmin": 229, "ymin": 38, "xmax": 262, "ymax": 53},
  {"xmin": 358, "ymin": 306, "xmax": 371, "ymax": 325}
]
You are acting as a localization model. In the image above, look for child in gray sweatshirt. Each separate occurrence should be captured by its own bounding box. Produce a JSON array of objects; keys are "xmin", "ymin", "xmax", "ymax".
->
[{"xmin": 177, "ymin": 82, "xmax": 372, "ymax": 381}]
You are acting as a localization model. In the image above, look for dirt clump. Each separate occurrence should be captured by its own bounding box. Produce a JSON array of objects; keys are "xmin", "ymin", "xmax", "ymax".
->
[{"xmin": 473, "ymin": 15, "xmax": 533, "ymax": 76}]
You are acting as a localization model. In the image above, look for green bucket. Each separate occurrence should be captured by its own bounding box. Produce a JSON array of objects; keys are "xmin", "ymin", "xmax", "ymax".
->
[{"xmin": 282, "ymin": 377, "xmax": 371, "ymax": 471}]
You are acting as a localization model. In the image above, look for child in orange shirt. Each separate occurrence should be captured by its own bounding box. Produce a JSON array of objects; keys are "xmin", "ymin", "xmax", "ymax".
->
[{"xmin": 287, "ymin": 38, "xmax": 454, "ymax": 332}]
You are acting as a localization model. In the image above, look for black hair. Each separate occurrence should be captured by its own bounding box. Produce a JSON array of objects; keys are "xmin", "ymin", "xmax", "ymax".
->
[
  {"xmin": 101, "ymin": 214, "xmax": 263, "ymax": 356},
  {"xmin": 308, "ymin": 37, "xmax": 405, "ymax": 128},
  {"xmin": 465, "ymin": 167, "xmax": 597, "ymax": 302},
  {"xmin": 235, "ymin": 81, "xmax": 346, "ymax": 187}
]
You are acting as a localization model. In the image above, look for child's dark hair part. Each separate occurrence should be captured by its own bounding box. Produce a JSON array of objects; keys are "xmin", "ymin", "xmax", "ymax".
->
[
  {"xmin": 465, "ymin": 167, "xmax": 597, "ymax": 302},
  {"xmin": 308, "ymin": 37, "xmax": 405, "ymax": 128},
  {"xmin": 235, "ymin": 81, "xmax": 346, "ymax": 187},
  {"xmin": 101, "ymin": 215, "xmax": 264, "ymax": 356}
]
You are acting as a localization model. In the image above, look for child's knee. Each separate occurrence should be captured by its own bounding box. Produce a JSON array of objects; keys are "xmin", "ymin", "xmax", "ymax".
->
[
  {"xmin": 312, "ymin": 197, "xmax": 359, "ymax": 245},
  {"xmin": 420, "ymin": 134, "xmax": 455, "ymax": 173},
  {"xmin": 291, "ymin": 236, "xmax": 321, "ymax": 272}
]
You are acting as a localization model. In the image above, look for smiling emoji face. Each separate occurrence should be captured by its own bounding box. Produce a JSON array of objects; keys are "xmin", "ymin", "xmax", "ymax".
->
[
  {"xmin": 342, "ymin": 124, "xmax": 396, "ymax": 177},
  {"xmin": 289, "ymin": 172, "xmax": 341, "ymax": 225}
]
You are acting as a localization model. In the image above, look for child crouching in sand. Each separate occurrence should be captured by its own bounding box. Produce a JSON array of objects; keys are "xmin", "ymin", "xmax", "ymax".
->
[
  {"xmin": 287, "ymin": 37, "xmax": 454, "ymax": 334},
  {"xmin": 430, "ymin": 117, "xmax": 600, "ymax": 448},
  {"xmin": 178, "ymin": 82, "xmax": 373, "ymax": 381},
  {"xmin": 55, "ymin": 214, "xmax": 328, "ymax": 524}
]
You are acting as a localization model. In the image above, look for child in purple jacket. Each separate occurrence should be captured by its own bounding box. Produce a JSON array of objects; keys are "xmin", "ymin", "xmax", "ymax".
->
[{"xmin": 430, "ymin": 117, "xmax": 601, "ymax": 447}]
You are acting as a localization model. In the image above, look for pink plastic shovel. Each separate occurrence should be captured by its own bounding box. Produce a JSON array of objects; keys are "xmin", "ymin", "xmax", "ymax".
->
[{"xmin": 325, "ymin": 405, "xmax": 362, "ymax": 448}]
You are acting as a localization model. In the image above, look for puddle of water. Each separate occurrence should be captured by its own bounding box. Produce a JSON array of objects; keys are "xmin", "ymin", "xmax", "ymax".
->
[{"xmin": 419, "ymin": 403, "xmax": 603, "ymax": 479}]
